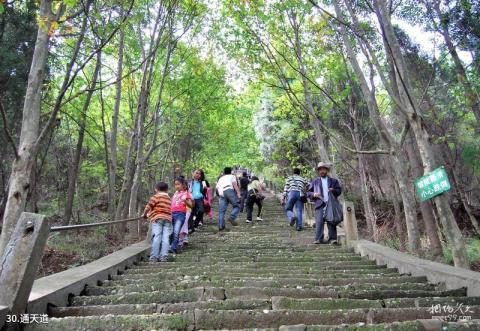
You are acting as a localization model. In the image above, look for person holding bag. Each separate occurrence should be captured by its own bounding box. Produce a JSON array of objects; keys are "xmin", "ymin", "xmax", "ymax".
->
[
  {"xmin": 283, "ymin": 168, "xmax": 310, "ymax": 231},
  {"xmin": 245, "ymin": 176, "xmax": 265, "ymax": 223},
  {"xmin": 307, "ymin": 162, "xmax": 342, "ymax": 245}
]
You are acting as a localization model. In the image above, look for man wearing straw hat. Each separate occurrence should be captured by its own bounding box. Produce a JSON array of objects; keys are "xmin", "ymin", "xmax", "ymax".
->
[{"xmin": 307, "ymin": 162, "xmax": 342, "ymax": 245}]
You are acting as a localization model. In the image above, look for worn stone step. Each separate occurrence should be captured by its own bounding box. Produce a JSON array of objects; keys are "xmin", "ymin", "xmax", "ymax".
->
[
  {"xmin": 302, "ymin": 320, "xmax": 480, "ymax": 331},
  {"xmin": 133, "ymin": 259, "xmax": 377, "ymax": 270},
  {"xmin": 272, "ymin": 296, "xmax": 480, "ymax": 310},
  {"xmin": 73, "ymin": 286, "xmax": 464, "ymax": 306},
  {"xmin": 192, "ymin": 307, "xmax": 480, "ymax": 329},
  {"xmin": 100, "ymin": 275, "xmax": 428, "ymax": 289},
  {"xmin": 72, "ymin": 287, "xmax": 225, "ymax": 306},
  {"xmin": 225, "ymin": 287, "xmax": 466, "ymax": 300},
  {"xmin": 172, "ymin": 255, "xmax": 365, "ymax": 263},
  {"xmin": 86, "ymin": 280, "xmax": 435, "ymax": 296},
  {"xmin": 28, "ymin": 310, "xmax": 480, "ymax": 331},
  {"xmin": 50, "ymin": 299, "xmax": 271, "ymax": 317},
  {"xmin": 110, "ymin": 269, "xmax": 401, "ymax": 281},
  {"xmin": 383, "ymin": 296, "xmax": 480, "ymax": 308},
  {"xmin": 26, "ymin": 313, "xmax": 194, "ymax": 331},
  {"xmin": 123, "ymin": 264, "xmax": 390, "ymax": 276}
]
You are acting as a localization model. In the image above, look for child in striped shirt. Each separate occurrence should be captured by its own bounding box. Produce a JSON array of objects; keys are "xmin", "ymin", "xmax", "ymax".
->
[{"xmin": 143, "ymin": 182, "xmax": 172, "ymax": 262}]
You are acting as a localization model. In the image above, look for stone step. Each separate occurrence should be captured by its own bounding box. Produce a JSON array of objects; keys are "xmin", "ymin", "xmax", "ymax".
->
[
  {"xmin": 50, "ymin": 299, "xmax": 272, "ymax": 317},
  {"xmin": 272, "ymin": 296, "xmax": 480, "ymax": 310},
  {"xmin": 72, "ymin": 286, "xmax": 465, "ymax": 306},
  {"xmin": 72, "ymin": 287, "xmax": 225, "ymax": 306},
  {"xmin": 224, "ymin": 287, "xmax": 466, "ymax": 300},
  {"xmin": 29, "ymin": 307, "xmax": 480, "ymax": 330},
  {"xmin": 179, "ymin": 307, "xmax": 480, "ymax": 329},
  {"xmin": 122, "ymin": 264, "xmax": 390, "ymax": 276},
  {"xmin": 85, "ymin": 280, "xmax": 436, "ymax": 296},
  {"xmin": 100, "ymin": 275, "xmax": 428, "ymax": 288},
  {"xmin": 110, "ymin": 269, "xmax": 402, "ymax": 282},
  {"xmin": 52, "ymin": 295, "xmax": 480, "ymax": 318},
  {"xmin": 132, "ymin": 259, "xmax": 377, "ymax": 270}
]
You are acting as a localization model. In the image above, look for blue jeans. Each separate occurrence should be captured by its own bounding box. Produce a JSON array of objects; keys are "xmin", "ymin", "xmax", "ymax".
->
[
  {"xmin": 285, "ymin": 191, "xmax": 303, "ymax": 228},
  {"xmin": 171, "ymin": 212, "xmax": 186, "ymax": 252},
  {"xmin": 218, "ymin": 189, "xmax": 240, "ymax": 228},
  {"xmin": 315, "ymin": 206, "xmax": 337, "ymax": 241},
  {"xmin": 150, "ymin": 219, "xmax": 173, "ymax": 260}
]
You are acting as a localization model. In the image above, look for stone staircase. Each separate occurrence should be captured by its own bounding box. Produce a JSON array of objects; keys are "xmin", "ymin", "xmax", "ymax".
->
[{"xmin": 29, "ymin": 197, "xmax": 480, "ymax": 330}]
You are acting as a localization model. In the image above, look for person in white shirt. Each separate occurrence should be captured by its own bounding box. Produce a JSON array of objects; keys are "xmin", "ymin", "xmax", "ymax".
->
[{"xmin": 216, "ymin": 167, "xmax": 241, "ymax": 231}]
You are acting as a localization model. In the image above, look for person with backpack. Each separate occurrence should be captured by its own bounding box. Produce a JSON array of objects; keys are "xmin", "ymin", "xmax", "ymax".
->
[
  {"xmin": 245, "ymin": 176, "xmax": 265, "ymax": 223},
  {"xmin": 187, "ymin": 169, "xmax": 208, "ymax": 233},
  {"xmin": 307, "ymin": 162, "xmax": 342, "ymax": 245},
  {"xmin": 283, "ymin": 168, "xmax": 309, "ymax": 231}
]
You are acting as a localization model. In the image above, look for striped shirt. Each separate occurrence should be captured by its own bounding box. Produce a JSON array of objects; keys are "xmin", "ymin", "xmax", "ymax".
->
[
  {"xmin": 284, "ymin": 175, "xmax": 309, "ymax": 195},
  {"xmin": 144, "ymin": 192, "xmax": 172, "ymax": 222}
]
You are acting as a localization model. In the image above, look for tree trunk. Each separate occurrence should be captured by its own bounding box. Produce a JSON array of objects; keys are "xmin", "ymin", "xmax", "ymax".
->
[
  {"xmin": 108, "ymin": 9, "xmax": 125, "ymax": 222},
  {"xmin": 63, "ymin": 51, "xmax": 101, "ymax": 224},
  {"xmin": 333, "ymin": 0, "xmax": 421, "ymax": 253},
  {"xmin": 358, "ymin": 153, "xmax": 377, "ymax": 241},
  {"xmin": 390, "ymin": 172, "xmax": 407, "ymax": 251},
  {"xmin": 382, "ymin": 34, "xmax": 443, "ymax": 258},
  {"xmin": 350, "ymin": 116, "xmax": 376, "ymax": 240},
  {"xmin": 0, "ymin": 0, "xmax": 53, "ymax": 255},
  {"xmin": 373, "ymin": 0, "xmax": 469, "ymax": 268},
  {"xmin": 405, "ymin": 131, "xmax": 443, "ymax": 258}
]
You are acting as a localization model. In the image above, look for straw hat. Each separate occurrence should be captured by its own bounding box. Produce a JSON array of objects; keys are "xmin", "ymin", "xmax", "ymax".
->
[{"xmin": 316, "ymin": 162, "xmax": 332, "ymax": 170}]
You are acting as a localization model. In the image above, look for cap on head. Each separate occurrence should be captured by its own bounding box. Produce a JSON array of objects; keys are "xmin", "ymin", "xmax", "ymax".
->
[{"xmin": 317, "ymin": 162, "xmax": 331, "ymax": 170}]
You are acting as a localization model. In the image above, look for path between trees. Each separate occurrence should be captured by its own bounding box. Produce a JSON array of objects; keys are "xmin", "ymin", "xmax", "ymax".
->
[{"xmin": 28, "ymin": 196, "xmax": 480, "ymax": 330}]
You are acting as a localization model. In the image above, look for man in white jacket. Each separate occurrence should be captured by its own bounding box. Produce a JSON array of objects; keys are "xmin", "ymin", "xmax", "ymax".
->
[{"xmin": 216, "ymin": 167, "xmax": 241, "ymax": 231}]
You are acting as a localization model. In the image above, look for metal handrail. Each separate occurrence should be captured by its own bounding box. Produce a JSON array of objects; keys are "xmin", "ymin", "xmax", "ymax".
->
[{"xmin": 50, "ymin": 217, "xmax": 142, "ymax": 232}]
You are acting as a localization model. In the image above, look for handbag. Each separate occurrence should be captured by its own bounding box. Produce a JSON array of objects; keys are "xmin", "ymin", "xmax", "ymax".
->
[{"xmin": 324, "ymin": 192, "xmax": 343, "ymax": 226}]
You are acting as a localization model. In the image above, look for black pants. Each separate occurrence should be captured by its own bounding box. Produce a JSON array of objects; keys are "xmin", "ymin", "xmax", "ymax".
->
[
  {"xmin": 188, "ymin": 198, "xmax": 204, "ymax": 230},
  {"xmin": 315, "ymin": 207, "xmax": 337, "ymax": 241},
  {"xmin": 239, "ymin": 189, "xmax": 248, "ymax": 212},
  {"xmin": 246, "ymin": 194, "xmax": 263, "ymax": 221}
]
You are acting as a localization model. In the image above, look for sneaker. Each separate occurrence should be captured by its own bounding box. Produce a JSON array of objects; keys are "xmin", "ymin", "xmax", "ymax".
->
[
  {"xmin": 218, "ymin": 226, "xmax": 225, "ymax": 232},
  {"xmin": 256, "ymin": 217, "xmax": 263, "ymax": 221},
  {"xmin": 296, "ymin": 227, "xmax": 303, "ymax": 231},
  {"xmin": 329, "ymin": 240, "xmax": 340, "ymax": 246},
  {"xmin": 158, "ymin": 257, "xmax": 167, "ymax": 263},
  {"xmin": 228, "ymin": 218, "xmax": 238, "ymax": 226},
  {"xmin": 314, "ymin": 240, "xmax": 321, "ymax": 244},
  {"xmin": 246, "ymin": 219, "xmax": 252, "ymax": 223},
  {"xmin": 148, "ymin": 258, "xmax": 159, "ymax": 263},
  {"xmin": 289, "ymin": 216, "xmax": 297, "ymax": 227}
]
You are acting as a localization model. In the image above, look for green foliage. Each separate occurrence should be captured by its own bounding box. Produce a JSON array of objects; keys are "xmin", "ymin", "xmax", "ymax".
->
[{"xmin": 443, "ymin": 239, "xmax": 480, "ymax": 266}]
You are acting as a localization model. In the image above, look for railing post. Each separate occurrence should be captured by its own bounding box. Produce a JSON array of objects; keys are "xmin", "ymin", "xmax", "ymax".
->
[
  {"xmin": 343, "ymin": 201, "xmax": 358, "ymax": 246},
  {"xmin": 0, "ymin": 213, "xmax": 49, "ymax": 330}
]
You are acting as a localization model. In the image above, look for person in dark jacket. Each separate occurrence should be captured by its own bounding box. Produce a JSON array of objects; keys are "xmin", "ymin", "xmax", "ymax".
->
[
  {"xmin": 307, "ymin": 162, "xmax": 342, "ymax": 245},
  {"xmin": 239, "ymin": 172, "xmax": 250, "ymax": 213}
]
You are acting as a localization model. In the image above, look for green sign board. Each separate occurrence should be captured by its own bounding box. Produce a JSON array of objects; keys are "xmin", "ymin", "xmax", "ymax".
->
[{"xmin": 414, "ymin": 166, "xmax": 451, "ymax": 202}]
